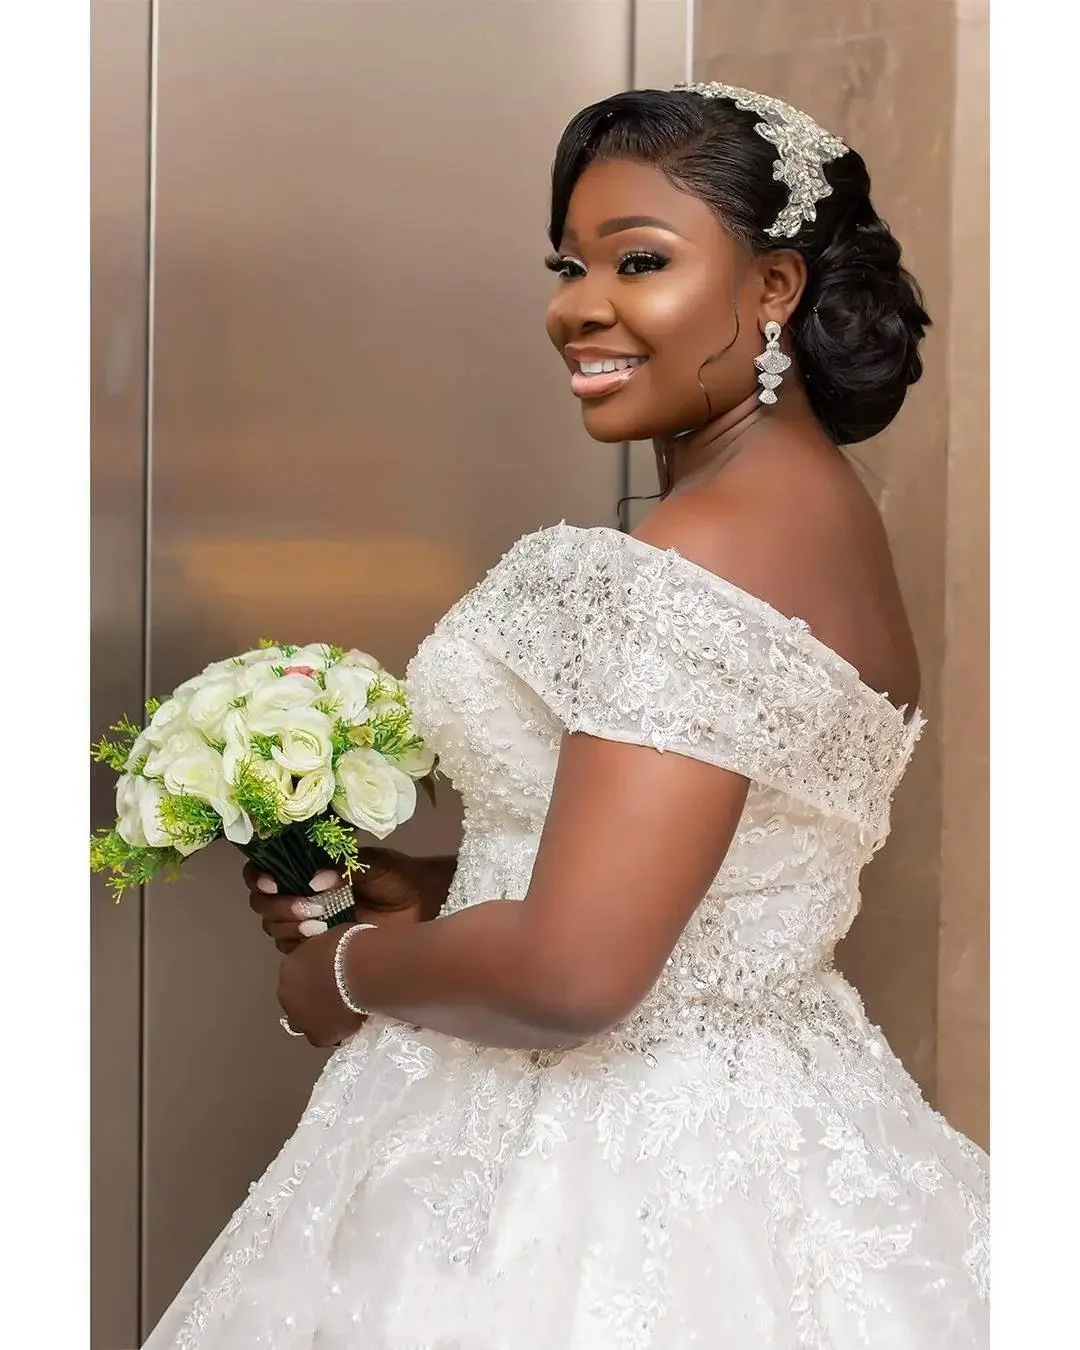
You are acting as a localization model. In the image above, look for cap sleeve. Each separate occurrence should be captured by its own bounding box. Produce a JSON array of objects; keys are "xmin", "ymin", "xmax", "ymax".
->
[{"xmin": 451, "ymin": 524, "xmax": 922, "ymax": 837}]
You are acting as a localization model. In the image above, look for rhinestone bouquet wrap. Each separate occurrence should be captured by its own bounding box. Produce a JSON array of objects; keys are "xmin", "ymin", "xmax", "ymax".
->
[{"xmin": 90, "ymin": 641, "xmax": 437, "ymax": 924}]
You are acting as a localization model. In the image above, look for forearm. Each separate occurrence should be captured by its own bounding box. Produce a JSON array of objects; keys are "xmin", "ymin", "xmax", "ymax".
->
[
  {"xmin": 413, "ymin": 854, "xmax": 459, "ymax": 922},
  {"xmin": 341, "ymin": 900, "xmax": 597, "ymax": 1049}
]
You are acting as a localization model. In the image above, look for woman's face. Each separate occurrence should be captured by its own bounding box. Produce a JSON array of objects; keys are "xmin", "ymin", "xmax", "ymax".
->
[{"xmin": 545, "ymin": 158, "xmax": 770, "ymax": 443}]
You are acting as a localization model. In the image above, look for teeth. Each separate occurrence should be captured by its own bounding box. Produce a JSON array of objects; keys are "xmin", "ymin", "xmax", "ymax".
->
[{"xmin": 579, "ymin": 357, "xmax": 646, "ymax": 375}]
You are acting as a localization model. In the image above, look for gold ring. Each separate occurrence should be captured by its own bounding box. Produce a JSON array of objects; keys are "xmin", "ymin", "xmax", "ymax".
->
[{"xmin": 279, "ymin": 1015, "xmax": 305, "ymax": 1038}]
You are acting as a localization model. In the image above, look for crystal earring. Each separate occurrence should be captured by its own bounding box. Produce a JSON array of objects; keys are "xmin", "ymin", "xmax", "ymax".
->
[{"xmin": 754, "ymin": 321, "xmax": 791, "ymax": 405}]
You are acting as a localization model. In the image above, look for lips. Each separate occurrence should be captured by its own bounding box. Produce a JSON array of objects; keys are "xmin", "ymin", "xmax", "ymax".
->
[{"xmin": 567, "ymin": 353, "xmax": 649, "ymax": 400}]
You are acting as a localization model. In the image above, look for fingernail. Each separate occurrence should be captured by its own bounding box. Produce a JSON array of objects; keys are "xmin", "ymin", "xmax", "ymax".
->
[
  {"xmin": 255, "ymin": 875, "xmax": 278, "ymax": 894},
  {"xmin": 293, "ymin": 900, "xmax": 325, "ymax": 919},
  {"xmin": 310, "ymin": 870, "xmax": 341, "ymax": 893},
  {"xmin": 298, "ymin": 919, "xmax": 328, "ymax": 937}
]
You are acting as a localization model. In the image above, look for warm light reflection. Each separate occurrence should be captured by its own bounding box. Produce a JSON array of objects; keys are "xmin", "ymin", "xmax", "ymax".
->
[{"xmin": 166, "ymin": 538, "xmax": 475, "ymax": 600}]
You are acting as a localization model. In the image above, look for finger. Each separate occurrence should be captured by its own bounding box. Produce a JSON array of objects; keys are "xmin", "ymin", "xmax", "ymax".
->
[
  {"xmin": 243, "ymin": 861, "xmax": 279, "ymax": 896},
  {"xmin": 261, "ymin": 916, "xmax": 328, "ymax": 941},
  {"xmin": 309, "ymin": 868, "xmax": 345, "ymax": 894},
  {"xmin": 249, "ymin": 893, "xmax": 327, "ymax": 923},
  {"xmin": 275, "ymin": 938, "xmax": 302, "ymax": 955}
]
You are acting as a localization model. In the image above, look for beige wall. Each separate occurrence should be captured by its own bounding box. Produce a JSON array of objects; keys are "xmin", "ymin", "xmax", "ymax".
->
[{"xmin": 695, "ymin": 0, "xmax": 989, "ymax": 1147}]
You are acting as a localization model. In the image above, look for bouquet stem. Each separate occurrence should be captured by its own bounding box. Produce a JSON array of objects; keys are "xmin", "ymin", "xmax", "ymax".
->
[{"xmin": 236, "ymin": 822, "xmax": 352, "ymax": 913}]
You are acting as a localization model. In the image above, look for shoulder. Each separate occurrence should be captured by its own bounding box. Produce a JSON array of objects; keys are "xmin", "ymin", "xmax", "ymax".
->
[{"xmin": 632, "ymin": 440, "xmax": 866, "ymax": 626}]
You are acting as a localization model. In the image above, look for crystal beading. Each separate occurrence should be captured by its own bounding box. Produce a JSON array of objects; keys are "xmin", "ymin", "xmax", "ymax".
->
[
  {"xmin": 675, "ymin": 81, "xmax": 850, "ymax": 239},
  {"xmin": 754, "ymin": 320, "xmax": 792, "ymax": 405}
]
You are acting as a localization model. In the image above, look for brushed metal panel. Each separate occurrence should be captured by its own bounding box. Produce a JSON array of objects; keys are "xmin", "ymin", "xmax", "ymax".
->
[
  {"xmin": 143, "ymin": 0, "xmax": 632, "ymax": 1328},
  {"xmin": 90, "ymin": 2, "xmax": 152, "ymax": 1346}
]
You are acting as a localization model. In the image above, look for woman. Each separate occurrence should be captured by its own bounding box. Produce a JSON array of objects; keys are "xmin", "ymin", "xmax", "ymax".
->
[{"xmin": 146, "ymin": 85, "xmax": 988, "ymax": 1348}]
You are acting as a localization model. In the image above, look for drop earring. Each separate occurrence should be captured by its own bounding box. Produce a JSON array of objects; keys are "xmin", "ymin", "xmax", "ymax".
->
[{"xmin": 754, "ymin": 321, "xmax": 791, "ymax": 405}]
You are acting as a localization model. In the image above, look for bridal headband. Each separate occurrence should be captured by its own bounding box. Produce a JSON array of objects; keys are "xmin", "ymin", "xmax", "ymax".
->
[{"xmin": 675, "ymin": 82, "xmax": 850, "ymax": 239}]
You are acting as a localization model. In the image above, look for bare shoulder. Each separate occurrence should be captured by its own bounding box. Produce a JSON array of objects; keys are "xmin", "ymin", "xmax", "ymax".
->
[
  {"xmin": 632, "ymin": 438, "xmax": 867, "ymax": 618},
  {"xmin": 632, "ymin": 437, "xmax": 920, "ymax": 708}
]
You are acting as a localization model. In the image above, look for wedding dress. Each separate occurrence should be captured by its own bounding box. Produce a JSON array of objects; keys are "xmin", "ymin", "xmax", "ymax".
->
[{"xmin": 145, "ymin": 523, "xmax": 989, "ymax": 1349}]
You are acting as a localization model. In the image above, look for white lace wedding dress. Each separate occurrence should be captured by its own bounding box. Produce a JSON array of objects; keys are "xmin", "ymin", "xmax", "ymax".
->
[{"xmin": 146, "ymin": 523, "xmax": 989, "ymax": 1350}]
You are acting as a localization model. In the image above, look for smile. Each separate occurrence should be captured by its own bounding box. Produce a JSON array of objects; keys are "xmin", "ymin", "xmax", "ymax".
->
[{"xmin": 570, "ymin": 356, "xmax": 648, "ymax": 400}]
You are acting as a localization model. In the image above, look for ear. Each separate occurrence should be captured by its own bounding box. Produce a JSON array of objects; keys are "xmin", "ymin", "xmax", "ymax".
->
[{"xmin": 756, "ymin": 250, "xmax": 807, "ymax": 326}]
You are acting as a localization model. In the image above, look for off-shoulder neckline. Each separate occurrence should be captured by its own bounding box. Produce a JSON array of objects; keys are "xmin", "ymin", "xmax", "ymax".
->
[{"xmin": 544, "ymin": 523, "xmax": 923, "ymax": 731}]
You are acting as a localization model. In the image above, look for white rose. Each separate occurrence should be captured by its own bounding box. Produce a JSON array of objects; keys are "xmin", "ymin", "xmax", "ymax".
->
[
  {"xmin": 237, "ymin": 658, "xmax": 284, "ymax": 695},
  {"xmin": 389, "ymin": 742, "xmax": 437, "ymax": 778},
  {"xmin": 116, "ymin": 774, "xmax": 146, "ymax": 846},
  {"xmin": 221, "ymin": 707, "xmax": 252, "ymax": 785},
  {"xmin": 163, "ymin": 744, "xmax": 230, "ymax": 807},
  {"xmin": 279, "ymin": 768, "xmax": 335, "ymax": 823},
  {"xmin": 144, "ymin": 696, "xmax": 189, "ymax": 746},
  {"xmin": 288, "ymin": 644, "xmax": 335, "ymax": 671},
  {"xmin": 265, "ymin": 707, "xmax": 334, "ymax": 775},
  {"xmin": 169, "ymin": 673, "xmax": 206, "ymax": 701},
  {"xmin": 187, "ymin": 673, "xmax": 243, "ymax": 741},
  {"xmin": 333, "ymin": 748, "xmax": 416, "ymax": 839},
  {"xmin": 124, "ymin": 731, "xmax": 153, "ymax": 772},
  {"xmin": 242, "ymin": 754, "xmax": 293, "ymax": 800},
  {"xmin": 246, "ymin": 673, "xmax": 320, "ymax": 721},
  {"xmin": 116, "ymin": 774, "xmax": 172, "ymax": 849},
  {"xmin": 218, "ymin": 800, "xmax": 254, "ymax": 847},
  {"xmin": 200, "ymin": 657, "xmax": 244, "ymax": 679},
  {"xmin": 142, "ymin": 722, "xmax": 205, "ymax": 779},
  {"xmin": 162, "ymin": 744, "xmax": 253, "ymax": 848},
  {"xmin": 341, "ymin": 649, "xmax": 381, "ymax": 671},
  {"xmin": 323, "ymin": 663, "xmax": 378, "ymax": 722}
]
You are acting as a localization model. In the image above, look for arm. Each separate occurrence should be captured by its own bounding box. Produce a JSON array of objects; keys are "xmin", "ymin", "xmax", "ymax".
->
[{"xmin": 278, "ymin": 733, "xmax": 749, "ymax": 1049}]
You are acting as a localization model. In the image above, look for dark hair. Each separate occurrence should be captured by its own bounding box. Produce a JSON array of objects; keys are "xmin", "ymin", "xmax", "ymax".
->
[{"xmin": 549, "ymin": 90, "xmax": 930, "ymax": 445}]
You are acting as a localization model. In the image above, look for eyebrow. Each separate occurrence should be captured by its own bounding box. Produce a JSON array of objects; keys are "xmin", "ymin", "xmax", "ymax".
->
[{"xmin": 561, "ymin": 215, "xmax": 685, "ymax": 243}]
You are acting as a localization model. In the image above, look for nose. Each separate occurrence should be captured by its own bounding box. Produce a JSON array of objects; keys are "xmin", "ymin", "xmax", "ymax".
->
[{"xmin": 546, "ymin": 275, "xmax": 618, "ymax": 346}]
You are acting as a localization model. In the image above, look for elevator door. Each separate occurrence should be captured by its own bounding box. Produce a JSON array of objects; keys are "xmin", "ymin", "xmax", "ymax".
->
[{"xmin": 140, "ymin": 0, "xmax": 684, "ymax": 1333}]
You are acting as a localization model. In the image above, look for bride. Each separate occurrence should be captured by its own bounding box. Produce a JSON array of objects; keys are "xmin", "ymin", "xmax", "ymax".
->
[{"xmin": 145, "ymin": 84, "xmax": 988, "ymax": 1348}]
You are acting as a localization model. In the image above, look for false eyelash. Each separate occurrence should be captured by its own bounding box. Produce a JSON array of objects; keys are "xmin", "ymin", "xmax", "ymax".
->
[
  {"xmin": 544, "ymin": 253, "xmax": 585, "ymax": 277},
  {"xmin": 618, "ymin": 249, "xmax": 670, "ymax": 272}
]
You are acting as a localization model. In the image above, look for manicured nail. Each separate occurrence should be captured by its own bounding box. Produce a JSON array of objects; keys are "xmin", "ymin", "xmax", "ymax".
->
[
  {"xmin": 255, "ymin": 875, "xmax": 278, "ymax": 894},
  {"xmin": 310, "ymin": 870, "xmax": 341, "ymax": 893},
  {"xmin": 298, "ymin": 919, "xmax": 328, "ymax": 937},
  {"xmin": 292, "ymin": 900, "xmax": 325, "ymax": 919}
]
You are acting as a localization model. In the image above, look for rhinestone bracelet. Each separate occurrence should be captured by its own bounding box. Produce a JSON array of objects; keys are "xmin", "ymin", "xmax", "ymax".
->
[{"xmin": 333, "ymin": 923, "xmax": 377, "ymax": 1016}]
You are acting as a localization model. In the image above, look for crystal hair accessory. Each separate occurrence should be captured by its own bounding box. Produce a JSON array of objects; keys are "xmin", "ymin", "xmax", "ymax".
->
[{"xmin": 674, "ymin": 82, "xmax": 849, "ymax": 239}]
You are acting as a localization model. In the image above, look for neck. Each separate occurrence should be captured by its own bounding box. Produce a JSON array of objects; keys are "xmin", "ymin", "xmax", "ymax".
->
[{"xmin": 652, "ymin": 381, "xmax": 819, "ymax": 496}]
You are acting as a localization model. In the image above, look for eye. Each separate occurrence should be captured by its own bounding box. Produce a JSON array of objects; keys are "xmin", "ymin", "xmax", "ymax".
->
[
  {"xmin": 544, "ymin": 253, "xmax": 586, "ymax": 280},
  {"xmin": 618, "ymin": 250, "xmax": 670, "ymax": 277}
]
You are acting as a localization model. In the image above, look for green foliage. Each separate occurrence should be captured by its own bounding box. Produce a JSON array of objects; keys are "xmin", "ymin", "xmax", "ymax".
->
[
  {"xmin": 91, "ymin": 714, "xmax": 143, "ymax": 773},
  {"xmin": 308, "ymin": 815, "xmax": 360, "ymax": 877},
  {"xmin": 233, "ymin": 758, "xmax": 285, "ymax": 837},
  {"xmin": 370, "ymin": 705, "xmax": 424, "ymax": 761},
  {"xmin": 89, "ymin": 828, "xmax": 183, "ymax": 897},
  {"xmin": 330, "ymin": 718, "xmax": 356, "ymax": 766},
  {"xmin": 158, "ymin": 794, "xmax": 221, "ymax": 851},
  {"xmin": 249, "ymin": 732, "xmax": 280, "ymax": 761}
]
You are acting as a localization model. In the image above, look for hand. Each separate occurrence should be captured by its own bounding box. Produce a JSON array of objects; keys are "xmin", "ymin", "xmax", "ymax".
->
[
  {"xmin": 276, "ymin": 926, "xmax": 367, "ymax": 1048},
  {"xmin": 245, "ymin": 848, "xmax": 454, "ymax": 954}
]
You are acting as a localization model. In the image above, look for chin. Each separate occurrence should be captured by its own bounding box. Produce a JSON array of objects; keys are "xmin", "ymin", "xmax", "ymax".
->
[{"xmin": 579, "ymin": 405, "xmax": 657, "ymax": 444}]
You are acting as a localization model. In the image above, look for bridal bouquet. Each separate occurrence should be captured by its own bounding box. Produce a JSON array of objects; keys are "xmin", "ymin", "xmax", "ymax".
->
[{"xmin": 90, "ymin": 641, "xmax": 437, "ymax": 915}]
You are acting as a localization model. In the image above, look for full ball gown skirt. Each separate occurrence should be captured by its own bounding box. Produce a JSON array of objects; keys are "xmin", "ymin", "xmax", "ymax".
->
[{"xmin": 144, "ymin": 524, "xmax": 988, "ymax": 1349}]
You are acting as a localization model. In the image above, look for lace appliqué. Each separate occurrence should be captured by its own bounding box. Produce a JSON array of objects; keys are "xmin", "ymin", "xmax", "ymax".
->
[{"xmin": 148, "ymin": 523, "xmax": 986, "ymax": 1350}]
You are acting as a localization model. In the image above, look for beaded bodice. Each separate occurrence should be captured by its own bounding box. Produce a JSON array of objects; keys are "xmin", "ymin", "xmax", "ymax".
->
[{"xmin": 406, "ymin": 523, "xmax": 923, "ymax": 1045}]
